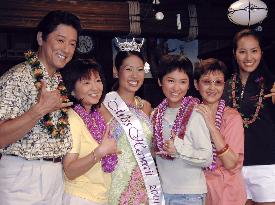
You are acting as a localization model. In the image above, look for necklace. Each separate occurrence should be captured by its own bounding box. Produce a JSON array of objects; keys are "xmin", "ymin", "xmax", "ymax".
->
[
  {"xmin": 124, "ymin": 96, "xmax": 144, "ymax": 109},
  {"xmin": 231, "ymin": 73, "xmax": 264, "ymax": 128},
  {"xmin": 73, "ymin": 104, "xmax": 118, "ymax": 173},
  {"xmin": 152, "ymin": 96, "xmax": 199, "ymax": 160},
  {"xmin": 25, "ymin": 50, "xmax": 69, "ymax": 137},
  {"xmin": 205, "ymin": 100, "xmax": 225, "ymax": 171}
]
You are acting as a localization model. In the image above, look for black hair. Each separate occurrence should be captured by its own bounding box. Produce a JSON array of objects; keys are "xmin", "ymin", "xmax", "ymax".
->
[
  {"xmin": 232, "ymin": 29, "xmax": 274, "ymax": 88},
  {"xmin": 233, "ymin": 28, "xmax": 263, "ymax": 54},
  {"xmin": 37, "ymin": 10, "xmax": 81, "ymax": 41},
  {"xmin": 112, "ymin": 51, "xmax": 145, "ymax": 91},
  {"xmin": 115, "ymin": 51, "xmax": 144, "ymax": 70},
  {"xmin": 194, "ymin": 58, "xmax": 228, "ymax": 81},
  {"xmin": 157, "ymin": 54, "xmax": 193, "ymax": 83},
  {"xmin": 61, "ymin": 59, "xmax": 106, "ymax": 110}
]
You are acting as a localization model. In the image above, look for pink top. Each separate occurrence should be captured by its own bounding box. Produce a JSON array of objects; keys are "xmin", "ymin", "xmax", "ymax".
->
[{"xmin": 204, "ymin": 107, "xmax": 246, "ymax": 205}]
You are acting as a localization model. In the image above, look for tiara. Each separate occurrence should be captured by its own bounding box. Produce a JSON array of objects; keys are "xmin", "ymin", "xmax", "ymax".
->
[{"xmin": 115, "ymin": 37, "xmax": 144, "ymax": 52}]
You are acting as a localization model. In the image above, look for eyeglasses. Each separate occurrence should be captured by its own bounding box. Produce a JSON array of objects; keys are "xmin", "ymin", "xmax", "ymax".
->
[
  {"xmin": 200, "ymin": 79, "xmax": 225, "ymax": 87},
  {"xmin": 122, "ymin": 65, "xmax": 145, "ymax": 73}
]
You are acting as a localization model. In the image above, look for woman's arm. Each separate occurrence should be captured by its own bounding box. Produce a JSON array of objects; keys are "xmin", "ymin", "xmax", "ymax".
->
[
  {"xmin": 163, "ymin": 111, "xmax": 213, "ymax": 167},
  {"xmin": 196, "ymin": 105, "xmax": 243, "ymax": 170},
  {"xmin": 63, "ymin": 126, "xmax": 119, "ymax": 180}
]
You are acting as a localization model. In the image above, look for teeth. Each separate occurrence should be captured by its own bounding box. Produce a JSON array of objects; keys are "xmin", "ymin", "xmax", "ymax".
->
[
  {"xmin": 244, "ymin": 62, "xmax": 253, "ymax": 66},
  {"xmin": 171, "ymin": 93, "xmax": 179, "ymax": 96},
  {"xmin": 129, "ymin": 81, "xmax": 138, "ymax": 85},
  {"xmin": 89, "ymin": 94, "xmax": 98, "ymax": 97},
  {"xmin": 57, "ymin": 54, "xmax": 65, "ymax": 59}
]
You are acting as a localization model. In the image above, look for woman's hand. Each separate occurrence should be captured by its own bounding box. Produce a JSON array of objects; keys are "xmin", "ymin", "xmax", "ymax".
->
[
  {"xmin": 195, "ymin": 104, "xmax": 217, "ymax": 132},
  {"xmin": 96, "ymin": 125, "xmax": 121, "ymax": 159},
  {"xmin": 156, "ymin": 131, "xmax": 177, "ymax": 156},
  {"xmin": 163, "ymin": 139, "xmax": 177, "ymax": 155},
  {"xmin": 264, "ymin": 82, "xmax": 275, "ymax": 104}
]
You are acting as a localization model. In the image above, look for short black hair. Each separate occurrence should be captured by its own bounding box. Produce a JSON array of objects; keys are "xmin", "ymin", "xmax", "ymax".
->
[
  {"xmin": 157, "ymin": 54, "xmax": 193, "ymax": 83},
  {"xmin": 61, "ymin": 59, "xmax": 106, "ymax": 110},
  {"xmin": 37, "ymin": 10, "xmax": 81, "ymax": 41},
  {"xmin": 194, "ymin": 58, "xmax": 227, "ymax": 81}
]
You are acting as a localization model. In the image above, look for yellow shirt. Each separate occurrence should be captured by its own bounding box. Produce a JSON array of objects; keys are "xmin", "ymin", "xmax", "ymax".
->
[{"xmin": 64, "ymin": 109, "xmax": 111, "ymax": 204}]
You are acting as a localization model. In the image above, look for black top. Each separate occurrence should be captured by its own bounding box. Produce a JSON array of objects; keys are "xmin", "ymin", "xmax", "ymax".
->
[{"xmin": 223, "ymin": 67, "xmax": 275, "ymax": 166}]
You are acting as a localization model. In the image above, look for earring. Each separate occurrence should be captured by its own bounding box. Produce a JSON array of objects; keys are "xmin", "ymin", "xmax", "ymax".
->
[{"xmin": 71, "ymin": 91, "xmax": 75, "ymax": 96}]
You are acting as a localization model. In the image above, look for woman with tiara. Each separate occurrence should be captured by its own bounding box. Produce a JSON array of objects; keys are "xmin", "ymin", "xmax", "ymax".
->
[{"xmin": 100, "ymin": 40, "xmax": 164, "ymax": 205}]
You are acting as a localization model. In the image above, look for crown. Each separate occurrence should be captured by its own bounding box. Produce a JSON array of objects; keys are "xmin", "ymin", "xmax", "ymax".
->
[{"xmin": 115, "ymin": 37, "xmax": 144, "ymax": 52}]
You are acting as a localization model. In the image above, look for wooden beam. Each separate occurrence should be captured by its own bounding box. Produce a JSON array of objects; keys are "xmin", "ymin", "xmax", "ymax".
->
[
  {"xmin": 0, "ymin": 0, "xmax": 192, "ymax": 37},
  {"xmin": 0, "ymin": 0, "xmax": 129, "ymax": 33}
]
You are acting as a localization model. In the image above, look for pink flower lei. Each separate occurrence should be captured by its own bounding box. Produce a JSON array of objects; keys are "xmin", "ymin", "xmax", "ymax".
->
[
  {"xmin": 152, "ymin": 96, "xmax": 199, "ymax": 160},
  {"xmin": 73, "ymin": 104, "xmax": 118, "ymax": 173},
  {"xmin": 205, "ymin": 99, "xmax": 225, "ymax": 171}
]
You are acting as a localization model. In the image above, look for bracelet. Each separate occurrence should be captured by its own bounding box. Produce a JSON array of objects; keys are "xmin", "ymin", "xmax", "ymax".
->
[
  {"xmin": 217, "ymin": 148, "xmax": 229, "ymax": 157},
  {"xmin": 91, "ymin": 149, "xmax": 98, "ymax": 162},
  {"xmin": 216, "ymin": 144, "xmax": 229, "ymax": 156}
]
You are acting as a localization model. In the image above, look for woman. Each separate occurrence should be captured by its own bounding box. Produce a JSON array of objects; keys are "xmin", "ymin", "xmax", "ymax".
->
[
  {"xmin": 151, "ymin": 54, "xmax": 213, "ymax": 205},
  {"xmin": 223, "ymin": 29, "xmax": 275, "ymax": 205},
  {"xmin": 61, "ymin": 59, "xmax": 119, "ymax": 205},
  {"xmin": 100, "ymin": 51, "xmax": 163, "ymax": 205},
  {"xmin": 194, "ymin": 58, "xmax": 246, "ymax": 205}
]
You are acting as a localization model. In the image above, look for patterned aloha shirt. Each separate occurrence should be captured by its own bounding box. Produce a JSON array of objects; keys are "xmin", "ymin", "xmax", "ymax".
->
[{"xmin": 0, "ymin": 61, "xmax": 72, "ymax": 160}]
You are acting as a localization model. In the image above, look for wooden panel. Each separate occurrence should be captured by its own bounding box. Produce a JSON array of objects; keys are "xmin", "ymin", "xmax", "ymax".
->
[
  {"xmin": 0, "ymin": 0, "xmax": 192, "ymax": 37},
  {"xmin": 0, "ymin": 0, "xmax": 129, "ymax": 33}
]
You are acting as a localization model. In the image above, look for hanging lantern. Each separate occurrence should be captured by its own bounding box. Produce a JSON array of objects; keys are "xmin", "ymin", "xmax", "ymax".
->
[{"xmin": 228, "ymin": 0, "xmax": 268, "ymax": 26}]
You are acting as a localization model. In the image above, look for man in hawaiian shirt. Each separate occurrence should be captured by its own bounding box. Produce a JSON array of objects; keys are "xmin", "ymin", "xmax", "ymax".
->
[{"xmin": 0, "ymin": 10, "xmax": 81, "ymax": 205}]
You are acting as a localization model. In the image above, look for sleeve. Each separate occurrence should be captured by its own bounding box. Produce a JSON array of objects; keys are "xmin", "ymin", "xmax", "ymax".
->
[
  {"xmin": 0, "ymin": 66, "xmax": 26, "ymax": 120},
  {"xmin": 173, "ymin": 111, "xmax": 213, "ymax": 167},
  {"xmin": 67, "ymin": 111, "xmax": 82, "ymax": 154},
  {"xmin": 222, "ymin": 110, "xmax": 244, "ymax": 154}
]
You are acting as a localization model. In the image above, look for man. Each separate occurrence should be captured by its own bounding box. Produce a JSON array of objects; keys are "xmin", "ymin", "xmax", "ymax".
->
[{"xmin": 0, "ymin": 10, "xmax": 81, "ymax": 205}]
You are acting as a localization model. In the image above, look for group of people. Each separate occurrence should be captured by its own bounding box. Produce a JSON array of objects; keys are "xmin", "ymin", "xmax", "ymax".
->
[{"xmin": 0, "ymin": 10, "xmax": 275, "ymax": 205}]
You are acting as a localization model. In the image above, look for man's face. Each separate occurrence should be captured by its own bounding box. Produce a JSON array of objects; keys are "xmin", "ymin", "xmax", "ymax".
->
[{"xmin": 37, "ymin": 24, "xmax": 77, "ymax": 75}]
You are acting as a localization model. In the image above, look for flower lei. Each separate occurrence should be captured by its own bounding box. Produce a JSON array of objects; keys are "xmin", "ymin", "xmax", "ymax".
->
[
  {"xmin": 152, "ymin": 96, "xmax": 199, "ymax": 160},
  {"xmin": 25, "ymin": 50, "xmax": 69, "ymax": 137},
  {"xmin": 231, "ymin": 73, "xmax": 264, "ymax": 128},
  {"xmin": 73, "ymin": 104, "xmax": 118, "ymax": 173},
  {"xmin": 205, "ymin": 99, "xmax": 225, "ymax": 171}
]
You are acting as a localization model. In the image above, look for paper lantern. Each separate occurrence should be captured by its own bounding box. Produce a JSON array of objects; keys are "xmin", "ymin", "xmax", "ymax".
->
[{"xmin": 228, "ymin": 0, "xmax": 268, "ymax": 26}]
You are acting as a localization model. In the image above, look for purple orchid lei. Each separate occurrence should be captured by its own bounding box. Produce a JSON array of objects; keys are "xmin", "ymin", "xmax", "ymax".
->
[
  {"xmin": 152, "ymin": 96, "xmax": 199, "ymax": 160},
  {"xmin": 205, "ymin": 99, "xmax": 225, "ymax": 171},
  {"xmin": 73, "ymin": 104, "xmax": 118, "ymax": 173}
]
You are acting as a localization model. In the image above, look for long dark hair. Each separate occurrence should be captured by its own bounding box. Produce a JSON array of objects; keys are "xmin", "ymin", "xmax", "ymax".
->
[{"xmin": 232, "ymin": 29, "xmax": 274, "ymax": 88}]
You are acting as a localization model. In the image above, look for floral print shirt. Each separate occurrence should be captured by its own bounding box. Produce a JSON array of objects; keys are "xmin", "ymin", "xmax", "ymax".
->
[{"xmin": 0, "ymin": 61, "xmax": 72, "ymax": 160}]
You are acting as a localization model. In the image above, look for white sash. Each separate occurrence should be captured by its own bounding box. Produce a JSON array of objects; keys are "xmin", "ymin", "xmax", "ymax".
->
[{"xmin": 103, "ymin": 92, "xmax": 164, "ymax": 205}]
